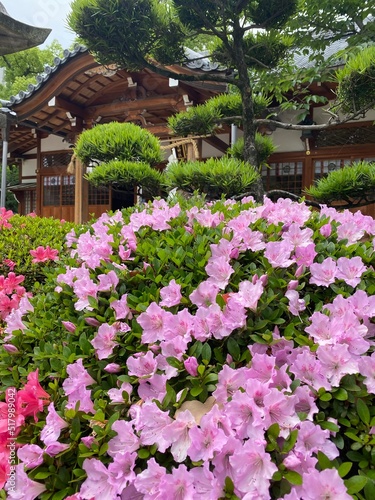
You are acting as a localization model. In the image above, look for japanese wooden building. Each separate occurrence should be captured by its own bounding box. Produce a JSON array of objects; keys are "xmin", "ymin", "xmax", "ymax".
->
[{"xmin": 1, "ymin": 44, "xmax": 375, "ymax": 221}]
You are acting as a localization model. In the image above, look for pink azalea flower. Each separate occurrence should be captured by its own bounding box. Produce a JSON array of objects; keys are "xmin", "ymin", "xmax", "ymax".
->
[
  {"xmin": 162, "ymin": 409, "xmax": 196, "ymax": 462},
  {"xmin": 133, "ymin": 401, "xmax": 172, "ymax": 452},
  {"xmin": 188, "ymin": 417, "xmax": 228, "ymax": 462},
  {"xmin": 91, "ymin": 323, "xmax": 119, "ymax": 360},
  {"xmin": 110, "ymin": 294, "xmax": 131, "ymax": 320},
  {"xmin": 285, "ymin": 289, "xmax": 306, "ymax": 316},
  {"xmin": 62, "ymin": 321, "xmax": 76, "ymax": 333},
  {"xmin": 62, "ymin": 359, "xmax": 95, "ymax": 395},
  {"xmin": 317, "ymin": 344, "xmax": 359, "ymax": 386},
  {"xmin": 44, "ymin": 442, "xmax": 70, "ymax": 456},
  {"xmin": 289, "ymin": 349, "xmax": 331, "ymax": 391},
  {"xmin": 358, "ymin": 353, "xmax": 375, "ymax": 394},
  {"xmin": 211, "ymin": 435, "xmax": 243, "ymax": 488},
  {"xmin": 127, "ymin": 351, "xmax": 157, "ymax": 378},
  {"xmin": 225, "ymin": 390, "xmax": 265, "ymax": 440},
  {"xmin": 108, "ymin": 381, "xmax": 133, "ymax": 403},
  {"xmin": 233, "ymin": 279, "xmax": 264, "ymax": 310},
  {"xmin": 295, "ymin": 421, "xmax": 339, "ymax": 461},
  {"xmin": 107, "ymin": 420, "xmax": 139, "ymax": 458},
  {"xmin": 230, "ymin": 440, "xmax": 278, "ymax": 496},
  {"xmin": 17, "ymin": 370, "xmax": 50, "ymax": 421},
  {"xmin": 184, "ymin": 356, "xmax": 199, "ymax": 376},
  {"xmin": 295, "ymin": 468, "xmax": 352, "ymax": 500},
  {"xmin": 104, "ymin": 363, "xmax": 122, "ymax": 373},
  {"xmin": 264, "ymin": 240, "xmax": 295, "ymax": 268},
  {"xmin": 189, "ymin": 280, "xmax": 220, "ymax": 307},
  {"xmin": 159, "ymin": 279, "xmax": 182, "ymax": 307},
  {"xmin": 97, "ymin": 270, "xmax": 119, "ymax": 291},
  {"xmin": 190, "ymin": 463, "xmax": 223, "ymax": 499},
  {"xmin": 309, "ymin": 257, "xmax": 337, "ymax": 287},
  {"xmin": 30, "ymin": 245, "xmax": 59, "ymax": 263},
  {"xmin": 282, "ymin": 223, "xmax": 313, "ymax": 247},
  {"xmin": 40, "ymin": 402, "xmax": 68, "ymax": 445},
  {"xmin": 337, "ymin": 221, "xmax": 365, "ymax": 245},
  {"xmin": 137, "ymin": 373, "xmax": 168, "ymax": 402},
  {"xmin": 0, "ymin": 207, "xmax": 13, "ymax": 229},
  {"xmin": 17, "ymin": 444, "xmax": 44, "ymax": 468},
  {"xmin": 79, "ymin": 459, "xmax": 119, "ymax": 499},
  {"xmin": 205, "ymin": 255, "xmax": 234, "ymax": 289},
  {"xmin": 137, "ymin": 302, "xmax": 173, "ymax": 343},
  {"xmin": 294, "ymin": 243, "xmax": 317, "ymax": 267},
  {"xmin": 213, "ymin": 364, "xmax": 248, "ymax": 404},
  {"xmin": 134, "ymin": 458, "xmax": 167, "ymax": 498},
  {"xmin": 108, "ymin": 451, "xmax": 137, "ymax": 493},
  {"xmin": 158, "ymin": 464, "xmax": 196, "ymax": 500},
  {"xmin": 319, "ymin": 222, "xmax": 332, "ymax": 237},
  {"xmin": 6, "ymin": 465, "xmax": 46, "ymax": 499},
  {"xmin": 336, "ymin": 256, "xmax": 367, "ymax": 287}
]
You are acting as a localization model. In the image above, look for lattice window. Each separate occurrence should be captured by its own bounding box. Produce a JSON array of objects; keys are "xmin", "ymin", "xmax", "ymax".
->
[
  {"xmin": 62, "ymin": 176, "xmax": 75, "ymax": 205},
  {"xmin": 316, "ymin": 126, "xmax": 375, "ymax": 148},
  {"xmin": 89, "ymin": 185, "xmax": 110, "ymax": 205},
  {"xmin": 262, "ymin": 161, "xmax": 303, "ymax": 195},
  {"xmin": 43, "ymin": 176, "xmax": 61, "ymax": 205},
  {"xmin": 24, "ymin": 190, "xmax": 36, "ymax": 214},
  {"xmin": 314, "ymin": 157, "xmax": 375, "ymax": 182},
  {"xmin": 42, "ymin": 152, "xmax": 72, "ymax": 168}
]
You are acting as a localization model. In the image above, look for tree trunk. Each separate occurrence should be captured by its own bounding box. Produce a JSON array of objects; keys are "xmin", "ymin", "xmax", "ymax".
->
[{"xmin": 232, "ymin": 24, "xmax": 264, "ymax": 202}]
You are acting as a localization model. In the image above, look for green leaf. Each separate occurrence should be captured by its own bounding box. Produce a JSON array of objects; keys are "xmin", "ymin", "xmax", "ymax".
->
[
  {"xmin": 345, "ymin": 475, "xmax": 368, "ymax": 494},
  {"xmin": 357, "ymin": 399, "xmax": 370, "ymax": 425},
  {"xmin": 284, "ymin": 471, "xmax": 302, "ymax": 485},
  {"xmin": 227, "ymin": 337, "xmax": 240, "ymax": 361},
  {"xmin": 282, "ymin": 429, "xmax": 298, "ymax": 453},
  {"xmin": 317, "ymin": 451, "xmax": 333, "ymax": 469},
  {"xmin": 338, "ymin": 462, "xmax": 353, "ymax": 478},
  {"xmin": 190, "ymin": 386, "xmax": 203, "ymax": 397},
  {"xmin": 138, "ymin": 448, "xmax": 150, "ymax": 459},
  {"xmin": 201, "ymin": 343, "xmax": 212, "ymax": 363}
]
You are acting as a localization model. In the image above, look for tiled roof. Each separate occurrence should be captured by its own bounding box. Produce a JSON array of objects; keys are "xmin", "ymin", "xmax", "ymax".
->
[
  {"xmin": 2, "ymin": 44, "xmax": 88, "ymax": 108},
  {"xmin": 1, "ymin": 45, "xmax": 227, "ymax": 109}
]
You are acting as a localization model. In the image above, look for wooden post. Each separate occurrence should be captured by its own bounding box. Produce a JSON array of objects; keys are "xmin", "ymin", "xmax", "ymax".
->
[{"xmin": 74, "ymin": 157, "xmax": 89, "ymax": 224}]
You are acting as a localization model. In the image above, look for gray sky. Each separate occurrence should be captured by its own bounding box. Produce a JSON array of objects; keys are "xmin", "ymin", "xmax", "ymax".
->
[{"xmin": 5, "ymin": 0, "xmax": 76, "ymax": 49}]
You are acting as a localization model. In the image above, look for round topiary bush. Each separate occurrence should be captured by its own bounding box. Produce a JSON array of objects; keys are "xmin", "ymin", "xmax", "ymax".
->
[
  {"xmin": 163, "ymin": 157, "xmax": 260, "ymax": 198},
  {"xmin": 74, "ymin": 122, "xmax": 162, "ymax": 166},
  {"xmin": 85, "ymin": 160, "xmax": 163, "ymax": 198},
  {"xmin": 1, "ymin": 197, "xmax": 375, "ymax": 499}
]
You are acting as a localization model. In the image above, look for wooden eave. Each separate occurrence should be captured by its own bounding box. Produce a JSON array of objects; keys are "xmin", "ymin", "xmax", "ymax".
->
[{"xmin": 7, "ymin": 52, "xmax": 225, "ymax": 157}]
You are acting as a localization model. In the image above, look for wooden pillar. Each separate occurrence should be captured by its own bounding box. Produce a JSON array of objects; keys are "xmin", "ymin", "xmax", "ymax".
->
[
  {"xmin": 71, "ymin": 117, "xmax": 89, "ymax": 224},
  {"xmin": 35, "ymin": 133, "xmax": 42, "ymax": 216},
  {"xmin": 74, "ymin": 157, "xmax": 89, "ymax": 224}
]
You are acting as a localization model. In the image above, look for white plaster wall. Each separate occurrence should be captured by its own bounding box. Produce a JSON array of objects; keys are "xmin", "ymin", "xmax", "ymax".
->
[
  {"xmin": 201, "ymin": 133, "xmax": 230, "ymax": 159},
  {"xmin": 314, "ymin": 106, "xmax": 375, "ymax": 124},
  {"xmin": 22, "ymin": 159, "xmax": 37, "ymax": 180},
  {"xmin": 41, "ymin": 135, "xmax": 71, "ymax": 151}
]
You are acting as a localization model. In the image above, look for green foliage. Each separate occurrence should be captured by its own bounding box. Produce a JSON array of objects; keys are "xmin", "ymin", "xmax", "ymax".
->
[
  {"xmin": 163, "ymin": 157, "xmax": 260, "ymax": 198},
  {"xmin": 0, "ymin": 214, "xmax": 75, "ymax": 290},
  {"xmin": 5, "ymin": 165, "xmax": 19, "ymax": 212},
  {"xmin": 336, "ymin": 46, "xmax": 375, "ymax": 114},
  {"xmin": 68, "ymin": 0, "xmax": 185, "ymax": 70},
  {"xmin": 74, "ymin": 122, "xmax": 162, "ymax": 166},
  {"xmin": 86, "ymin": 160, "xmax": 163, "ymax": 197},
  {"xmin": 0, "ymin": 40, "xmax": 64, "ymax": 99},
  {"xmin": 168, "ymin": 93, "xmax": 271, "ymax": 136},
  {"xmin": 305, "ymin": 161, "xmax": 375, "ymax": 204},
  {"xmin": 228, "ymin": 133, "xmax": 277, "ymax": 166}
]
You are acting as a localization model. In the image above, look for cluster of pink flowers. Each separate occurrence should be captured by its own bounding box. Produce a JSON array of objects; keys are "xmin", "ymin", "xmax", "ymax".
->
[
  {"xmin": 0, "ymin": 370, "xmax": 50, "ymax": 490},
  {"xmin": 29, "ymin": 245, "xmax": 59, "ymax": 264},
  {"xmin": 0, "ymin": 272, "xmax": 27, "ymax": 321},
  {"xmin": 3, "ymin": 197, "xmax": 375, "ymax": 498},
  {"xmin": 0, "ymin": 207, "xmax": 13, "ymax": 230}
]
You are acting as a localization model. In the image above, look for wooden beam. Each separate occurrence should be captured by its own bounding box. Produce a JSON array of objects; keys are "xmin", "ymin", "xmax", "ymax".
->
[
  {"xmin": 204, "ymin": 135, "xmax": 229, "ymax": 153},
  {"xmin": 85, "ymin": 94, "xmax": 182, "ymax": 120},
  {"xmin": 48, "ymin": 96, "xmax": 85, "ymax": 118}
]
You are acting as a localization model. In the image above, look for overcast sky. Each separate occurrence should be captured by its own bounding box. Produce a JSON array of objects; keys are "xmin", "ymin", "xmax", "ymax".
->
[{"xmin": 5, "ymin": 0, "xmax": 76, "ymax": 49}]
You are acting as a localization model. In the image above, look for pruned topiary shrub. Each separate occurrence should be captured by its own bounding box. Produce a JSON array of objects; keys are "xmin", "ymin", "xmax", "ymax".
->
[
  {"xmin": 228, "ymin": 132, "xmax": 277, "ymax": 167},
  {"xmin": 74, "ymin": 122, "xmax": 162, "ymax": 166},
  {"xmin": 305, "ymin": 161, "xmax": 375, "ymax": 208},
  {"xmin": 2, "ymin": 197, "xmax": 375, "ymax": 498},
  {"xmin": 85, "ymin": 160, "xmax": 163, "ymax": 198},
  {"xmin": 163, "ymin": 157, "xmax": 260, "ymax": 198}
]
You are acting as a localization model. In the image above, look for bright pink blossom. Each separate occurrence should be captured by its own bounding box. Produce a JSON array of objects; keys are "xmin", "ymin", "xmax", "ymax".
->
[
  {"xmin": 336, "ymin": 256, "xmax": 367, "ymax": 287},
  {"xmin": 309, "ymin": 257, "xmax": 337, "ymax": 287},
  {"xmin": 30, "ymin": 245, "xmax": 59, "ymax": 263},
  {"xmin": 6, "ymin": 464, "xmax": 46, "ymax": 499},
  {"xmin": 17, "ymin": 444, "xmax": 44, "ymax": 468},
  {"xmin": 91, "ymin": 323, "xmax": 118, "ymax": 360}
]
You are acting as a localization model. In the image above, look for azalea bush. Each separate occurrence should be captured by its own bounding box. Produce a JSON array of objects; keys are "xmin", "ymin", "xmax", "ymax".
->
[
  {"xmin": 1, "ymin": 197, "xmax": 375, "ymax": 499},
  {"xmin": 0, "ymin": 210, "xmax": 75, "ymax": 290}
]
